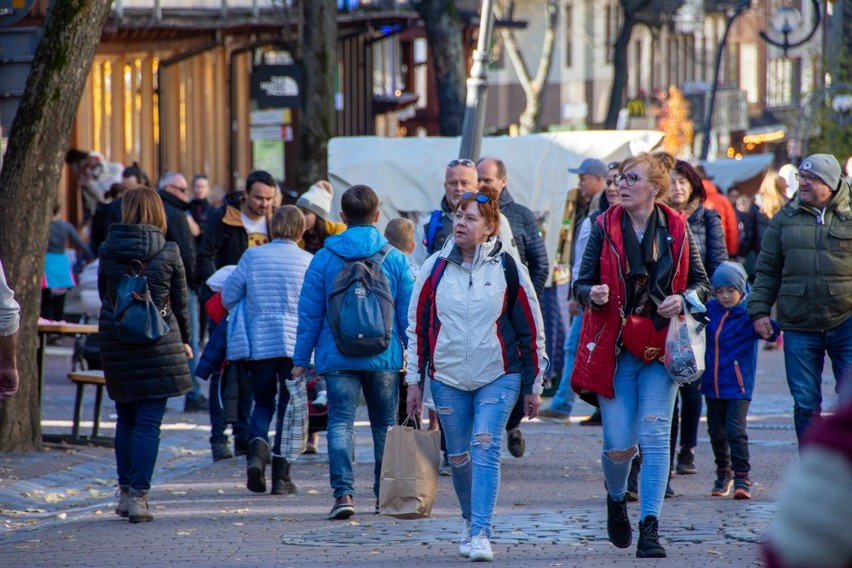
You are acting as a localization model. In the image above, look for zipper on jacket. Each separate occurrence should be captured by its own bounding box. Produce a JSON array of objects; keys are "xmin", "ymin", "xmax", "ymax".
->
[
  {"xmin": 734, "ymin": 360, "xmax": 745, "ymax": 393},
  {"xmin": 713, "ymin": 310, "xmax": 729, "ymax": 398}
]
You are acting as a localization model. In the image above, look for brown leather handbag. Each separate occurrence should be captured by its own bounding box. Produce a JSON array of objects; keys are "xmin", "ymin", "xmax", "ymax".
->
[{"xmin": 621, "ymin": 315, "xmax": 668, "ymax": 363}]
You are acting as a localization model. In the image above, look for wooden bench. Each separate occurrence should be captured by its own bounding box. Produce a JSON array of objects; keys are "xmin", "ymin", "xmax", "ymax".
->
[{"xmin": 65, "ymin": 370, "xmax": 113, "ymax": 447}]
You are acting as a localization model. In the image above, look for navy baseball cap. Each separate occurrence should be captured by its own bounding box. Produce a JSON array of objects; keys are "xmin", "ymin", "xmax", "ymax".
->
[{"xmin": 568, "ymin": 158, "xmax": 608, "ymax": 178}]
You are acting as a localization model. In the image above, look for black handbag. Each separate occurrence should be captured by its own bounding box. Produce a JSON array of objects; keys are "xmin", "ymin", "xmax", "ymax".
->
[{"xmin": 113, "ymin": 259, "xmax": 170, "ymax": 344}]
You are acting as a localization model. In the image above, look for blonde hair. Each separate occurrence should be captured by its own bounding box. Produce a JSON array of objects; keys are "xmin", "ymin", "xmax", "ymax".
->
[
  {"xmin": 758, "ymin": 170, "xmax": 788, "ymax": 219},
  {"xmin": 384, "ymin": 218, "xmax": 416, "ymax": 252},
  {"xmin": 121, "ymin": 186, "xmax": 167, "ymax": 233},
  {"xmin": 620, "ymin": 151, "xmax": 677, "ymax": 202},
  {"xmin": 270, "ymin": 205, "xmax": 306, "ymax": 240}
]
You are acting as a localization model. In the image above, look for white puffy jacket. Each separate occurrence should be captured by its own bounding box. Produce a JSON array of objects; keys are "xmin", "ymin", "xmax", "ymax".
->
[{"xmin": 406, "ymin": 236, "xmax": 548, "ymax": 394}]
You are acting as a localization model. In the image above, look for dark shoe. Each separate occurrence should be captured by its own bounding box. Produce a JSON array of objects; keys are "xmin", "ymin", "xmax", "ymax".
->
[
  {"xmin": 234, "ymin": 437, "xmax": 249, "ymax": 457},
  {"xmin": 128, "ymin": 489, "xmax": 153, "ymax": 523},
  {"xmin": 537, "ymin": 407, "xmax": 571, "ymax": 423},
  {"xmin": 246, "ymin": 438, "xmax": 270, "ymax": 493},
  {"xmin": 184, "ymin": 395, "xmax": 209, "ymax": 413},
  {"xmin": 211, "ymin": 440, "xmax": 233, "ymax": 462},
  {"xmin": 115, "ymin": 486, "xmax": 130, "ymax": 518},
  {"xmin": 374, "ymin": 498, "xmax": 380, "ymax": 515},
  {"xmin": 507, "ymin": 427, "xmax": 525, "ymax": 458},
  {"xmin": 606, "ymin": 494, "xmax": 632, "ymax": 548},
  {"xmin": 329, "ymin": 495, "xmax": 355, "ymax": 520},
  {"xmin": 733, "ymin": 473, "xmax": 752, "ymax": 500},
  {"xmin": 664, "ymin": 480, "xmax": 675, "ymax": 498},
  {"xmin": 711, "ymin": 469, "xmax": 734, "ymax": 497},
  {"xmin": 439, "ymin": 454, "xmax": 452, "ymax": 477},
  {"xmin": 636, "ymin": 515, "xmax": 666, "ymax": 558},
  {"xmin": 270, "ymin": 456, "xmax": 297, "ymax": 495},
  {"xmin": 580, "ymin": 409, "xmax": 602, "ymax": 426},
  {"xmin": 675, "ymin": 447, "xmax": 697, "ymax": 474}
]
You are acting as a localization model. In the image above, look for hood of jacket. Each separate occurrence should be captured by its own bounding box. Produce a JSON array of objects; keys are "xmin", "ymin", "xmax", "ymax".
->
[
  {"xmin": 102, "ymin": 224, "xmax": 165, "ymax": 263},
  {"xmin": 790, "ymin": 179, "xmax": 852, "ymax": 218},
  {"xmin": 324, "ymin": 225, "xmax": 388, "ymax": 259}
]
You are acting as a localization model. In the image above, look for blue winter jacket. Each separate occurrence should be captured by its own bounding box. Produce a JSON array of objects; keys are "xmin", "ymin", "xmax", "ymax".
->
[
  {"xmin": 293, "ymin": 225, "xmax": 415, "ymax": 374},
  {"xmin": 701, "ymin": 297, "xmax": 779, "ymax": 400},
  {"xmin": 221, "ymin": 239, "xmax": 313, "ymax": 360}
]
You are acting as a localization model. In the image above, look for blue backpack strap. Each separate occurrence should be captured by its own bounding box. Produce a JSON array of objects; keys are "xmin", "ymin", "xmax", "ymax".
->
[{"xmin": 424, "ymin": 209, "xmax": 444, "ymax": 253}]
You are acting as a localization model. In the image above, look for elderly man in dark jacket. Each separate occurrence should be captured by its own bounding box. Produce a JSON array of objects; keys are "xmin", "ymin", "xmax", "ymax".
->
[
  {"xmin": 476, "ymin": 157, "xmax": 550, "ymax": 459},
  {"xmin": 749, "ymin": 153, "xmax": 852, "ymax": 444}
]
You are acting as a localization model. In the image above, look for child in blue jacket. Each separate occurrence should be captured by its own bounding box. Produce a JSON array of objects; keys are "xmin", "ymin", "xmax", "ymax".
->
[{"xmin": 702, "ymin": 262, "xmax": 779, "ymax": 500}]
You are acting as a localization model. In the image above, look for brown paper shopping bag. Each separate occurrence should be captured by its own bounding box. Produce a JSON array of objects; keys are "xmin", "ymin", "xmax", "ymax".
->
[{"xmin": 378, "ymin": 421, "xmax": 441, "ymax": 519}]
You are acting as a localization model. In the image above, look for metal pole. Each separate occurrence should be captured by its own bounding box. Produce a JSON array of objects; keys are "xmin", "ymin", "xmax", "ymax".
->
[
  {"xmin": 458, "ymin": 0, "xmax": 495, "ymax": 161},
  {"xmin": 699, "ymin": 0, "xmax": 750, "ymax": 161}
]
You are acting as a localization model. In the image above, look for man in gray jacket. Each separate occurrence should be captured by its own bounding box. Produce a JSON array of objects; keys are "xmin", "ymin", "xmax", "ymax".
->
[
  {"xmin": 749, "ymin": 153, "xmax": 852, "ymax": 444},
  {"xmin": 0, "ymin": 260, "xmax": 21, "ymax": 400}
]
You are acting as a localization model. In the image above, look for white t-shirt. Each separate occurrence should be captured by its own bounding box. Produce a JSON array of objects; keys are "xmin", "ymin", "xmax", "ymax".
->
[{"xmin": 241, "ymin": 213, "xmax": 269, "ymax": 248}]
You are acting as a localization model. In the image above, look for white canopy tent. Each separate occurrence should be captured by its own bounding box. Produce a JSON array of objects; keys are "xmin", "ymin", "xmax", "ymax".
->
[
  {"xmin": 327, "ymin": 131, "xmax": 664, "ymax": 285},
  {"xmin": 699, "ymin": 154, "xmax": 774, "ymax": 193}
]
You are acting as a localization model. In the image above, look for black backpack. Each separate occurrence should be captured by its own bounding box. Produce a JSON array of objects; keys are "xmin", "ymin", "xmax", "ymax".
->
[
  {"xmin": 113, "ymin": 259, "xmax": 170, "ymax": 344},
  {"xmin": 327, "ymin": 244, "xmax": 395, "ymax": 356}
]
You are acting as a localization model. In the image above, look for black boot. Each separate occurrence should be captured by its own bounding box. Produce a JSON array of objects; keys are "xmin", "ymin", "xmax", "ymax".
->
[
  {"xmin": 270, "ymin": 455, "xmax": 298, "ymax": 495},
  {"xmin": 636, "ymin": 515, "xmax": 666, "ymax": 558},
  {"xmin": 246, "ymin": 438, "xmax": 270, "ymax": 493},
  {"xmin": 606, "ymin": 494, "xmax": 632, "ymax": 548}
]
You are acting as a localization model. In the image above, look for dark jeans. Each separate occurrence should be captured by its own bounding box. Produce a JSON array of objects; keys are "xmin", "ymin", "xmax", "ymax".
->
[
  {"xmin": 705, "ymin": 397, "xmax": 751, "ymax": 474},
  {"xmin": 325, "ymin": 370, "xmax": 398, "ymax": 499},
  {"xmin": 40, "ymin": 288, "xmax": 66, "ymax": 321},
  {"xmin": 115, "ymin": 398, "xmax": 168, "ymax": 492},
  {"xmin": 246, "ymin": 357, "xmax": 293, "ymax": 455},
  {"xmin": 209, "ymin": 367, "xmax": 251, "ymax": 445},
  {"xmin": 670, "ymin": 380, "xmax": 703, "ymax": 460}
]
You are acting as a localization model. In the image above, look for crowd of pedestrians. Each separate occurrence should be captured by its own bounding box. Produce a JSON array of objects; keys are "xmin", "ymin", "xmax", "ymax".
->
[{"xmin": 3, "ymin": 146, "xmax": 851, "ymax": 566}]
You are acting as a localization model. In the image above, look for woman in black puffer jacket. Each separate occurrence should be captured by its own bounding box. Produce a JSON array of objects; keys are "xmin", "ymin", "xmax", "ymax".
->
[{"xmin": 98, "ymin": 187, "xmax": 193, "ymax": 524}]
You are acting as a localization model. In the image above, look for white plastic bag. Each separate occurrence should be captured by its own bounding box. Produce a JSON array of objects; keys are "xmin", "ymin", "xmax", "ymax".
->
[{"xmin": 664, "ymin": 304, "xmax": 706, "ymax": 385}]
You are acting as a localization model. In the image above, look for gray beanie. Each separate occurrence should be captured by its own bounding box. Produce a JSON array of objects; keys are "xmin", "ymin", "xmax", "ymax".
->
[
  {"xmin": 711, "ymin": 261, "xmax": 748, "ymax": 296},
  {"xmin": 800, "ymin": 154, "xmax": 843, "ymax": 192}
]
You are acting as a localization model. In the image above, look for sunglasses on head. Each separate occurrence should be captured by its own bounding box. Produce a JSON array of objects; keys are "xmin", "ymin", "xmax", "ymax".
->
[
  {"xmin": 461, "ymin": 192, "xmax": 492, "ymax": 203},
  {"xmin": 607, "ymin": 161, "xmax": 620, "ymax": 171},
  {"xmin": 448, "ymin": 159, "xmax": 476, "ymax": 168}
]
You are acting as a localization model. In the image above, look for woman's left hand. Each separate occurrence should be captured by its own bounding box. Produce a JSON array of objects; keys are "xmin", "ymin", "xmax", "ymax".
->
[
  {"xmin": 524, "ymin": 393, "xmax": 542, "ymax": 419},
  {"xmin": 656, "ymin": 295, "xmax": 683, "ymax": 319}
]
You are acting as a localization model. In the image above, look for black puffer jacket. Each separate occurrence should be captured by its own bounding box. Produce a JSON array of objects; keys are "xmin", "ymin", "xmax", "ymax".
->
[
  {"xmin": 499, "ymin": 188, "xmax": 549, "ymax": 298},
  {"xmin": 98, "ymin": 224, "xmax": 192, "ymax": 403},
  {"xmin": 687, "ymin": 203, "xmax": 728, "ymax": 278}
]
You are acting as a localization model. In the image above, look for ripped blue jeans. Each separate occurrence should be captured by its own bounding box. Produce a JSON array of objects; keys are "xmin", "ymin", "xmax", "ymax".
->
[
  {"xmin": 599, "ymin": 352, "xmax": 678, "ymax": 520},
  {"xmin": 430, "ymin": 373, "xmax": 520, "ymax": 538}
]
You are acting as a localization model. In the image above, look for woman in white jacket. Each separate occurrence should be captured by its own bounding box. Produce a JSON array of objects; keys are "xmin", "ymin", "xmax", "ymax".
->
[
  {"xmin": 406, "ymin": 187, "xmax": 548, "ymax": 562},
  {"xmin": 221, "ymin": 205, "xmax": 313, "ymax": 496}
]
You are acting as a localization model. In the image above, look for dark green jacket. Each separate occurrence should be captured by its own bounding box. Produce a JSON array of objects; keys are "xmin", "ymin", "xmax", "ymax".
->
[{"xmin": 749, "ymin": 182, "xmax": 852, "ymax": 332}]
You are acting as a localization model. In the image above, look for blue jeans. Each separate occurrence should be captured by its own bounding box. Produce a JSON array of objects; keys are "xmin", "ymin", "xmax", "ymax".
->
[
  {"xmin": 186, "ymin": 289, "xmax": 201, "ymax": 401},
  {"xmin": 599, "ymin": 352, "xmax": 677, "ymax": 520},
  {"xmin": 431, "ymin": 373, "xmax": 520, "ymax": 538},
  {"xmin": 114, "ymin": 398, "xmax": 168, "ymax": 492},
  {"xmin": 549, "ymin": 309, "xmax": 583, "ymax": 415},
  {"xmin": 325, "ymin": 371, "xmax": 399, "ymax": 500},
  {"xmin": 246, "ymin": 357, "xmax": 293, "ymax": 455},
  {"xmin": 783, "ymin": 316, "xmax": 852, "ymax": 443}
]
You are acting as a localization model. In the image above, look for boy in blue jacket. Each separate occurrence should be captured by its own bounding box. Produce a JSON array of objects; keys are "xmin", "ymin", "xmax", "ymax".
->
[{"xmin": 702, "ymin": 262, "xmax": 779, "ymax": 500}]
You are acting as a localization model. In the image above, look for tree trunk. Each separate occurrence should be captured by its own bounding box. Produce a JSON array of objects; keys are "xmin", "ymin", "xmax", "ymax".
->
[
  {"xmin": 296, "ymin": 0, "xmax": 336, "ymax": 190},
  {"xmin": 415, "ymin": 0, "xmax": 466, "ymax": 136},
  {"xmin": 0, "ymin": 0, "xmax": 113, "ymax": 451},
  {"xmin": 604, "ymin": 9, "xmax": 637, "ymax": 129}
]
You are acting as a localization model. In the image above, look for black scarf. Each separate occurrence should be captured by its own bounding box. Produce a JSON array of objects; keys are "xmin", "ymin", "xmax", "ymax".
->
[{"xmin": 622, "ymin": 210, "xmax": 659, "ymax": 318}]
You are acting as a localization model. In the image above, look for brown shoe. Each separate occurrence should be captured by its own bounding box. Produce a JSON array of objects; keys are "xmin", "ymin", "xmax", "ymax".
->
[
  {"xmin": 115, "ymin": 486, "xmax": 130, "ymax": 518},
  {"xmin": 128, "ymin": 489, "xmax": 153, "ymax": 523},
  {"xmin": 328, "ymin": 495, "xmax": 354, "ymax": 520}
]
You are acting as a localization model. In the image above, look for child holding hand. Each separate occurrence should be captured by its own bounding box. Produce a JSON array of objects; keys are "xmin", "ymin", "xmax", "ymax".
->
[{"xmin": 702, "ymin": 261, "xmax": 779, "ymax": 500}]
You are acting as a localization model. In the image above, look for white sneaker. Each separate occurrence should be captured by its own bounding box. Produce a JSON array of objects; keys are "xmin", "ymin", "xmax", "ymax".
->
[
  {"xmin": 312, "ymin": 390, "xmax": 327, "ymax": 408},
  {"xmin": 469, "ymin": 530, "xmax": 494, "ymax": 562},
  {"xmin": 458, "ymin": 519, "xmax": 472, "ymax": 557}
]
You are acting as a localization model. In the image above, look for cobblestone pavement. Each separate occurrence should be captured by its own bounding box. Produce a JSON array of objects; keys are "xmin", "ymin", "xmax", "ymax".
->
[{"xmin": 0, "ymin": 340, "xmax": 841, "ymax": 567}]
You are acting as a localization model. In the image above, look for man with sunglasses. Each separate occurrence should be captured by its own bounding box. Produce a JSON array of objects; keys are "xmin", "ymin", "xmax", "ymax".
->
[
  {"xmin": 411, "ymin": 158, "xmax": 519, "ymax": 267},
  {"xmin": 749, "ymin": 153, "xmax": 852, "ymax": 445}
]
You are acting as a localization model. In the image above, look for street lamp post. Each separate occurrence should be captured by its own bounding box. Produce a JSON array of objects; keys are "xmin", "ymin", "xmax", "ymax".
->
[
  {"xmin": 699, "ymin": 0, "xmax": 822, "ymax": 161},
  {"xmin": 458, "ymin": 0, "xmax": 495, "ymax": 161}
]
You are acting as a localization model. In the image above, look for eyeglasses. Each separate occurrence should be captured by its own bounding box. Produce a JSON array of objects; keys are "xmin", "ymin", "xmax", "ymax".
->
[
  {"xmin": 448, "ymin": 159, "xmax": 476, "ymax": 168},
  {"xmin": 461, "ymin": 192, "xmax": 492, "ymax": 203},
  {"xmin": 615, "ymin": 173, "xmax": 651, "ymax": 186},
  {"xmin": 795, "ymin": 172, "xmax": 820, "ymax": 183},
  {"xmin": 167, "ymin": 184, "xmax": 189, "ymax": 193}
]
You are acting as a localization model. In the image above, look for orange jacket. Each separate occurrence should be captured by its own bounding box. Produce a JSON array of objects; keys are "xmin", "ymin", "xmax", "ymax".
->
[{"xmin": 702, "ymin": 180, "xmax": 739, "ymax": 256}]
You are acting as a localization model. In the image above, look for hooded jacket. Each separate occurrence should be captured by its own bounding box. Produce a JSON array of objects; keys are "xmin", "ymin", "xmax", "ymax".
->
[
  {"xmin": 97, "ymin": 224, "xmax": 192, "ymax": 402},
  {"xmin": 571, "ymin": 204, "xmax": 710, "ymax": 399},
  {"xmin": 703, "ymin": 179, "xmax": 740, "ymax": 256},
  {"xmin": 406, "ymin": 236, "xmax": 549, "ymax": 395},
  {"xmin": 749, "ymin": 181, "xmax": 852, "ymax": 332},
  {"xmin": 293, "ymin": 225, "xmax": 415, "ymax": 374},
  {"xmin": 702, "ymin": 297, "xmax": 779, "ymax": 400},
  {"xmin": 499, "ymin": 187, "xmax": 549, "ymax": 298}
]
